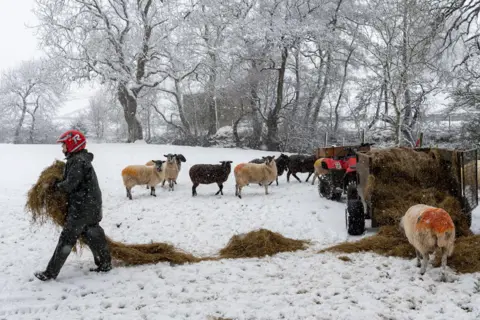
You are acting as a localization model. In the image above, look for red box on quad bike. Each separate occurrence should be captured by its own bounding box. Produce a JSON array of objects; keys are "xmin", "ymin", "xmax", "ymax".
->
[{"xmin": 314, "ymin": 143, "xmax": 373, "ymax": 201}]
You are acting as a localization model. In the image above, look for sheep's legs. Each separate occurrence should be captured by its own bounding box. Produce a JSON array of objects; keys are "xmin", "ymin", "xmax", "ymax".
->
[
  {"xmin": 420, "ymin": 253, "xmax": 429, "ymax": 275},
  {"xmin": 162, "ymin": 180, "xmax": 166, "ymax": 187},
  {"xmin": 440, "ymin": 247, "xmax": 448, "ymax": 282},
  {"xmin": 291, "ymin": 172, "xmax": 302, "ymax": 183},
  {"xmin": 305, "ymin": 172, "xmax": 313, "ymax": 182},
  {"xmin": 150, "ymin": 186, "xmax": 156, "ymax": 197},
  {"xmin": 286, "ymin": 171, "xmax": 291, "ymax": 182},
  {"xmin": 215, "ymin": 183, "xmax": 223, "ymax": 195},
  {"xmin": 415, "ymin": 249, "xmax": 422, "ymax": 267},
  {"xmin": 126, "ymin": 188, "xmax": 132, "ymax": 200},
  {"xmin": 235, "ymin": 184, "xmax": 242, "ymax": 199},
  {"xmin": 264, "ymin": 183, "xmax": 269, "ymax": 195},
  {"xmin": 168, "ymin": 180, "xmax": 174, "ymax": 191},
  {"xmin": 311, "ymin": 174, "xmax": 318, "ymax": 185},
  {"xmin": 192, "ymin": 183, "xmax": 199, "ymax": 197}
]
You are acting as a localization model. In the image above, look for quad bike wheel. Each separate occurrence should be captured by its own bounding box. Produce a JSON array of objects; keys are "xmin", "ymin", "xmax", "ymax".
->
[
  {"xmin": 345, "ymin": 183, "xmax": 365, "ymax": 235},
  {"xmin": 318, "ymin": 173, "xmax": 342, "ymax": 201}
]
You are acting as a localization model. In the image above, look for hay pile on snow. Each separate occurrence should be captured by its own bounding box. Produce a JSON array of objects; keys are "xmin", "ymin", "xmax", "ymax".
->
[{"xmin": 219, "ymin": 229, "xmax": 309, "ymax": 259}]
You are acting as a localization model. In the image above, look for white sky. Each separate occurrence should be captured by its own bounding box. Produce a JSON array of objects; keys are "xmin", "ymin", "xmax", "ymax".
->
[{"xmin": 0, "ymin": 0, "xmax": 95, "ymax": 119}]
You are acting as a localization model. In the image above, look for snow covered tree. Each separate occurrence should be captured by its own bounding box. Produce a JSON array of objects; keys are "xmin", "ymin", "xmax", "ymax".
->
[
  {"xmin": 0, "ymin": 58, "xmax": 67, "ymax": 144},
  {"xmin": 33, "ymin": 0, "xmax": 190, "ymax": 142}
]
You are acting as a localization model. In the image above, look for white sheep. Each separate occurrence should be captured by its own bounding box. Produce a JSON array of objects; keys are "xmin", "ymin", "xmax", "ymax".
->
[
  {"xmin": 234, "ymin": 156, "xmax": 277, "ymax": 199},
  {"xmin": 121, "ymin": 160, "xmax": 165, "ymax": 200},
  {"xmin": 161, "ymin": 154, "xmax": 179, "ymax": 191},
  {"xmin": 399, "ymin": 204, "xmax": 456, "ymax": 281}
]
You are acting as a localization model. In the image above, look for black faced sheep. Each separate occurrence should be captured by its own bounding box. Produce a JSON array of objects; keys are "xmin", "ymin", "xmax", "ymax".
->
[
  {"xmin": 189, "ymin": 161, "xmax": 233, "ymax": 196},
  {"xmin": 286, "ymin": 154, "xmax": 316, "ymax": 183}
]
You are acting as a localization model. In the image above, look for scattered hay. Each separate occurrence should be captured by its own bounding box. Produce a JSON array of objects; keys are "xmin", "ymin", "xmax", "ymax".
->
[
  {"xmin": 363, "ymin": 147, "xmax": 472, "ymax": 237},
  {"xmin": 322, "ymin": 227, "xmax": 480, "ymax": 274},
  {"xmin": 338, "ymin": 256, "xmax": 352, "ymax": 262},
  {"xmin": 218, "ymin": 229, "xmax": 309, "ymax": 259},
  {"xmin": 320, "ymin": 226, "xmax": 415, "ymax": 259},
  {"xmin": 433, "ymin": 235, "xmax": 480, "ymax": 274},
  {"xmin": 107, "ymin": 238, "xmax": 199, "ymax": 265}
]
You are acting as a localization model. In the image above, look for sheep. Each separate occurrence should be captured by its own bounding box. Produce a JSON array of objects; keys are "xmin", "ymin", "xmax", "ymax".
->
[
  {"xmin": 249, "ymin": 153, "xmax": 289, "ymax": 186},
  {"xmin": 286, "ymin": 154, "xmax": 316, "ymax": 183},
  {"xmin": 161, "ymin": 154, "xmax": 179, "ymax": 191},
  {"xmin": 121, "ymin": 160, "xmax": 166, "ymax": 200},
  {"xmin": 189, "ymin": 161, "xmax": 233, "ymax": 196},
  {"xmin": 145, "ymin": 153, "xmax": 186, "ymax": 184},
  {"xmin": 311, "ymin": 158, "xmax": 329, "ymax": 185},
  {"xmin": 234, "ymin": 156, "xmax": 277, "ymax": 199},
  {"xmin": 399, "ymin": 204, "xmax": 456, "ymax": 281}
]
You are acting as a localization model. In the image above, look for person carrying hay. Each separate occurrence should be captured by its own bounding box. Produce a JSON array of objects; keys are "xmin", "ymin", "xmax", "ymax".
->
[{"xmin": 34, "ymin": 130, "xmax": 112, "ymax": 281}]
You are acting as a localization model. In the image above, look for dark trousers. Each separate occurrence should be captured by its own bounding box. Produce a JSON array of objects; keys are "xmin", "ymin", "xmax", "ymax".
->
[{"xmin": 45, "ymin": 218, "xmax": 112, "ymax": 278}]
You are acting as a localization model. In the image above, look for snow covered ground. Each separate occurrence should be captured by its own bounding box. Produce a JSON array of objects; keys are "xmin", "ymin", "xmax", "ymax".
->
[{"xmin": 1, "ymin": 143, "xmax": 480, "ymax": 320}]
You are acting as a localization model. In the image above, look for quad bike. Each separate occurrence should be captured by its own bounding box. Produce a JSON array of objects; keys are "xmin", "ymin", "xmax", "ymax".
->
[
  {"xmin": 345, "ymin": 147, "xmax": 478, "ymax": 236},
  {"xmin": 315, "ymin": 143, "xmax": 374, "ymax": 201}
]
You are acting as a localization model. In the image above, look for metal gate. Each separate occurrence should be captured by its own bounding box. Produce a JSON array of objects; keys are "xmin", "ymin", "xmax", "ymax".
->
[{"xmin": 460, "ymin": 148, "xmax": 478, "ymax": 213}]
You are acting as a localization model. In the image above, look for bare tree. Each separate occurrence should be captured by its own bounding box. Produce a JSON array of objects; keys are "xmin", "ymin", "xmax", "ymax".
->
[{"xmin": 0, "ymin": 58, "xmax": 66, "ymax": 144}]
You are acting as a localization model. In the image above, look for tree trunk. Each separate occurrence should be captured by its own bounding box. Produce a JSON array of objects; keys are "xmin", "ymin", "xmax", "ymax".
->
[
  {"xmin": 400, "ymin": 0, "xmax": 414, "ymax": 146},
  {"xmin": 265, "ymin": 46, "xmax": 288, "ymax": 151},
  {"xmin": 173, "ymin": 79, "xmax": 192, "ymax": 135},
  {"xmin": 310, "ymin": 51, "xmax": 332, "ymax": 134},
  {"xmin": 117, "ymin": 83, "xmax": 143, "ymax": 143},
  {"xmin": 333, "ymin": 43, "xmax": 355, "ymax": 135},
  {"xmin": 29, "ymin": 114, "xmax": 36, "ymax": 144},
  {"xmin": 14, "ymin": 102, "xmax": 27, "ymax": 144},
  {"xmin": 207, "ymin": 66, "xmax": 218, "ymax": 136},
  {"xmin": 249, "ymin": 61, "xmax": 262, "ymax": 148}
]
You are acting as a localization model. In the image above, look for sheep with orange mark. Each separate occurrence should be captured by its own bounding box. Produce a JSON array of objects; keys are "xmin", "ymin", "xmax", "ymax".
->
[
  {"xmin": 399, "ymin": 204, "xmax": 455, "ymax": 281},
  {"xmin": 234, "ymin": 156, "xmax": 277, "ymax": 199},
  {"xmin": 161, "ymin": 154, "xmax": 179, "ymax": 191},
  {"xmin": 122, "ymin": 160, "xmax": 166, "ymax": 200},
  {"xmin": 311, "ymin": 158, "xmax": 329, "ymax": 185}
]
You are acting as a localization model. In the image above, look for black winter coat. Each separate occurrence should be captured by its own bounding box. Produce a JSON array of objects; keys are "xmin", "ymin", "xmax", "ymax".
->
[{"xmin": 56, "ymin": 150, "xmax": 103, "ymax": 223}]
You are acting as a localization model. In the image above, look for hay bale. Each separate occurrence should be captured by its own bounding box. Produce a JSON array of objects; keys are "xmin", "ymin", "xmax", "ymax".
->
[
  {"xmin": 362, "ymin": 147, "xmax": 471, "ymax": 237},
  {"xmin": 219, "ymin": 229, "xmax": 309, "ymax": 259}
]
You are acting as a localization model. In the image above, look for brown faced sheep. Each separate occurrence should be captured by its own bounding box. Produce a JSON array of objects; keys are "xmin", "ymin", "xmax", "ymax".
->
[
  {"xmin": 234, "ymin": 156, "xmax": 277, "ymax": 199},
  {"xmin": 189, "ymin": 161, "xmax": 233, "ymax": 196},
  {"xmin": 122, "ymin": 160, "xmax": 165, "ymax": 200},
  {"xmin": 399, "ymin": 204, "xmax": 456, "ymax": 282}
]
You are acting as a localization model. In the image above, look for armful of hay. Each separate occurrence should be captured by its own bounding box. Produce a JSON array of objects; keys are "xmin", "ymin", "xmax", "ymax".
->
[{"xmin": 25, "ymin": 160, "xmax": 69, "ymax": 227}]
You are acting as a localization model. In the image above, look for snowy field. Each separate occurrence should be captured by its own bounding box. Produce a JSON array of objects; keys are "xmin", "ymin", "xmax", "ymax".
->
[{"xmin": 1, "ymin": 142, "xmax": 480, "ymax": 320}]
